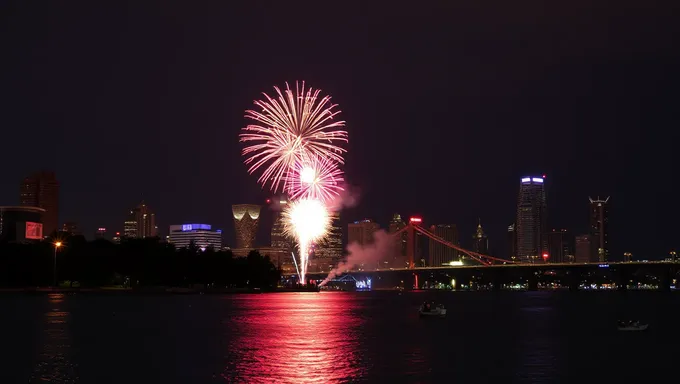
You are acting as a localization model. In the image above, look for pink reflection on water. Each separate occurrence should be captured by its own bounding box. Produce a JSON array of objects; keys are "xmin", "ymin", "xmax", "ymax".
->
[{"xmin": 222, "ymin": 293, "xmax": 366, "ymax": 383}]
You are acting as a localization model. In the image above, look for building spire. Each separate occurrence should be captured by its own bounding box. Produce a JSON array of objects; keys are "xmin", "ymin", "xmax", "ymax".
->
[{"xmin": 475, "ymin": 219, "xmax": 485, "ymax": 238}]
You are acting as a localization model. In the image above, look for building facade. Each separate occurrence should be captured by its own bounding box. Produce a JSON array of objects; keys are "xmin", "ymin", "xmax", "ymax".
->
[
  {"xmin": 0, "ymin": 206, "xmax": 45, "ymax": 242},
  {"xmin": 348, "ymin": 219, "xmax": 379, "ymax": 246},
  {"xmin": 507, "ymin": 224, "xmax": 517, "ymax": 261},
  {"xmin": 589, "ymin": 196, "xmax": 610, "ymax": 262},
  {"xmin": 312, "ymin": 211, "xmax": 342, "ymax": 272},
  {"xmin": 232, "ymin": 204, "xmax": 261, "ymax": 249},
  {"xmin": 168, "ymin": 224, "xmax": 222, "ymax": 250},
  {"xmin": 124, "ymin": 202, "xmax": 157, "ymax": 239},
  {"xmin": 516, "ymin": 176, "xmax": 548, "ymax": 263},
  {"xmin": 20, "ymin": 171, "xmax": 59, "ymax": 236},
  {"xmin": 388, "ymin": 214, "xmax": 407, "ymax": 268},
  {"xmin": 546, "ymin": 229, "xmax": 573, "ymax": 263},
  {"xmin": 575, "ymin": 234, "xmax": 593, "ymax": 263},
  {"xmin": 429, "ymin": 224, "xmax": 459, "ymax": 266}
]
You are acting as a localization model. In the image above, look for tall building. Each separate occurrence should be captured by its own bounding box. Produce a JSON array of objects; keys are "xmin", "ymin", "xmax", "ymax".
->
[
  {"xmin": 348, "ymin": 219, "xmax": 379, "ymax": 246},
  {"xmin": 388, "ymin": 214, "xmax": 407, "ymax": 267},
  {"xmin": 429, "ymin": 224, "xmax": 458, "ymax": 266},
  {"xmin": 516, "ymin": 176, "xmax": 548, "ymax": 263},
  {"xmin": 232, "ymin": 204, "xmax": 261, "ymax": 249},
  {"xmin": 507, "ymin": 224, "xmax": 517, "ymax": 261},
  {"xmin": 575, "ymin": 234, "xmax": 593, "ymax": 263},
  {"xmin": 124, "ymin": 202, "xmax": 157, "ymax": 239},
  {"xmin": 168, "ymin": 223, "xmax": 222, "ymax": 250},
  {"xmin": 312, "ymin": 211, "xmax": 342, "ymax": 272},
  {"xmin": 472, "ymin": 219, "xmax": 489, "ymax": 255},
  {"xmin": 20, "ymin": 171, "xmax": 59, "ymax": 236},
  {"xmin": 589, "ymin": 197, "xmax": 610, "ymax": 262},
  {"xmin": 547, "ymin": 229, "xmax": 573, "ymax": 263},
  {"xmin": 270, "ymin": 198, "xmax": 289, "ymax": 249}
]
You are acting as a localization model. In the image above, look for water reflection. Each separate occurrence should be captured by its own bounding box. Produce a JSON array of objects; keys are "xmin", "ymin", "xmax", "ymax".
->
[
  {"xmin": 29, "ymin": 293, "xmax": 78, "ymax": 384},
  {"xmin": 222, "ymin": 293, "xmax": 365, "ymax": 383}
]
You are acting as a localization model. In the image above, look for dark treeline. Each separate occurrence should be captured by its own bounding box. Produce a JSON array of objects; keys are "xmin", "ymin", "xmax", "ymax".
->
[{"xmin": 0, "ymin": 236, "xmax": 281, "ymax": 289}]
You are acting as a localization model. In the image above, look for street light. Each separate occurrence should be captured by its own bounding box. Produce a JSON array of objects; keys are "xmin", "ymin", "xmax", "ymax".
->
[{"xmin": 54, "ymin": 241, "xmax": 62, "ymax": 288}]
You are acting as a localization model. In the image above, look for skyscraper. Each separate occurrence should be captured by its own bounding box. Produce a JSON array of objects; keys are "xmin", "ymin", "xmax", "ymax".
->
[
  {"xmin": 270, "ymin": 197, "xmax": 289, "ymax": 249},
  {"xmin": 429, "ymin": 224, "xmax": 458, "ymax": 266},
  {"xmin": 516, "ymin": 176, "xmax": 548, "ymax": 263},
  {"xmin": 348, "ymin": 219, "xmax": 379, "ymax": 246},
  {"xmin": 232, "ymin": 204, "xmax": 261, "ymax": 249},
  {"xmin": 20, "ymin": 171, "xmax": 59, "ymax": 236},
  {"xmin": 388, "ymin": 214, "xmax": 407, "ymax": 267},
  {"xmin": 472, "ymin": 219, "xmax": 489, "ymax": 255},
  {"xmin": 547, "ymin": 229, "xmax": 573, "ymax": 263},
  {"xmin": 124, "ymin": 202, "xmax": 157, "ymax": 239},
  {"xmin": 507, "ymin": 224, "xmax": 517, "ymax": 261},
  {"xmin": 575, "ymin": 234, "xmax": 593, "ymax": 263},
  {"xmin": 313, "ymin": 211, "xmax": 342, "ymax": 271},
  {"xmin": 589, "ymin": 196, "xmax": 610, "ymax": 262}
]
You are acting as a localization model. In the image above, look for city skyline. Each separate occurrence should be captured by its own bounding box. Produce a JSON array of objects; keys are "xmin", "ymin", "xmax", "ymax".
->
[
  {"xmin": 1, "ymin": 3, "xmax": 677, "ymax": 259},
  {"xmin": 1, "ymin": 169, "xmax": 675, "ymax": 261}
]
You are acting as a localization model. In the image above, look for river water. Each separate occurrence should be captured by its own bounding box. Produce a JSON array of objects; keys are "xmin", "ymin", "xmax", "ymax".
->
[{"xmin": 1, "ymin": 291, "xmax": 677, "ymax": 383}]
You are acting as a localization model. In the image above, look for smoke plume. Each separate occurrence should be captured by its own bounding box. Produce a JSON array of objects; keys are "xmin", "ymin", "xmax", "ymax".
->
[
  {"xmin": 326, "ymin": 184, "xmax": 360, "ymax": 212},
  {"xmin": 319, "ymin": 230, "xmax": 395, "ymax": 286}
]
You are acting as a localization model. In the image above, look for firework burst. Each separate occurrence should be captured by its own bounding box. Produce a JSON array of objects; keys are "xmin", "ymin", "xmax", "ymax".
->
[
  {"xmin": 240, "ymin": 81, "xmax": 347, "ymax": 193},
  {"xmin": 282, "ymin": 198, "xmax": 331, "ymax": 285},
  {"xmin": 286, "ymin": 154, "xmax": 344, "ymax": 203}
]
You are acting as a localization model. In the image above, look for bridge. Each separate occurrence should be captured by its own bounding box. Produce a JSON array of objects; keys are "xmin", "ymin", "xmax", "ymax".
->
[{"xmin": 300, "ymin": 220, "xmax": 680, "ymax": 291}]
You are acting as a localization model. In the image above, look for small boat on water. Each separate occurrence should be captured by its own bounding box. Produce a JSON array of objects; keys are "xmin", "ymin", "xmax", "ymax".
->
[
  {"xmin": 618, "ymin": 320, "xmax": 648, "ymax": 331},
  {"xmin": 419, "ymin": 301, "xmax": 446, "ymax": 317}
]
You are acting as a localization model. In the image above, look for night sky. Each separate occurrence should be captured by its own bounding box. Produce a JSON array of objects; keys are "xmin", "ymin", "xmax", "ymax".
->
[{"xmin": 1, "ymin": 1, "xmax": 678, "ymax": 259}]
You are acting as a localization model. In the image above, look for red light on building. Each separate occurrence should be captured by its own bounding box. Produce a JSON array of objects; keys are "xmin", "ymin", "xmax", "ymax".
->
[
  {"xmin": 266, "ymin": 199, "xmax": 271, "ymax": 204},
  {"xmin": 410, "ymin": 217, "xmax": 422, "ymax": 223},
  {"xmin": 542, "ymin": 174, "xmax": 547, "ymax": 178},
  {"xmin": 115, "ymin": 232, "xmax": 120, "ymax": 235},
  {"xmin": 542, "ymin": 253, "xmax": 549, "ymax": 261}
]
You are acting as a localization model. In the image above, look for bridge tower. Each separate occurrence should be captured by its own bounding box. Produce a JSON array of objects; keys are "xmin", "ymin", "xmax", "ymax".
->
[{"xmin": 407, "ymin": 217, "xmax": 422, "ymax": 269}]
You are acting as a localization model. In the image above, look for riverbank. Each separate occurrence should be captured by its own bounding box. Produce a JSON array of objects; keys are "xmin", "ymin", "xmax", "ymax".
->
[{"xmin": 0, "ymin": 286, "xmax": 320, "ymax": 294}]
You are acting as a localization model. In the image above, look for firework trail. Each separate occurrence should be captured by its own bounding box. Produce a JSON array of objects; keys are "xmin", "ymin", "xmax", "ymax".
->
[
  {"xmin": 240, "ymin": 81, "xmax": 347, "ymax": 193},
  {"xmin": 286, "ymin": 154, "xmax": 344, "ymax": 203},
  {"xmin": 283, "ymin": 198, "xmax": 331, "ymax": 285}
]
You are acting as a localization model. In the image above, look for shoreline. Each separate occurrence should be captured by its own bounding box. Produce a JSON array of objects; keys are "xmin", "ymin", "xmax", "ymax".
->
[{"xmin": 0, "ymin": 287, "xmax": 320, "ymax": 295}]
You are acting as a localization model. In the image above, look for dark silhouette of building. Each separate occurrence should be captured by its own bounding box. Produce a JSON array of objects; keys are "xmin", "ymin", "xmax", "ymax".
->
[
  {"xmin": 20, "ymin": 171, "xmax": 59, "ymax": 236},
  {"xmin": 124, "ymin": 202, "xmax": 157, "ymax": 239},
  {"xmin": 62, "ymin": 222, "xmax": 80, "ymax": 236},
  {"xmin": 95, "ymin": 227, "xmax": 107, "ymax": 239},
  {"xmin": 575, "ymin": 234, "xmax": 593, "ymax": 263},
  {"xmin": 547, "ymin": 229, "xmax": 573, "ymax": 263},
  {"xmin": 429, "ymin": 224, "xmax": 458, "ymax": 266},
  {"xmin": 516, "ymin": 176, "xmax": 548, "ymax": 263},
  {"xmin": 232, "ymin": 204, "xmax": 261, "ymax": 249},
  {"xmin": 589, "ymin": 197, "xmax": 610, "ymax": 262},
  {"xmin": 472, "ymin": 219, "xmax": 489, "ymax": 255},
  {"xmin": 507, "ymin": 224, "xmax": 517, "ymax": 261},
  {"xmin": 388, "ymin": 214, "xmax": 407, "ymax": 267}
]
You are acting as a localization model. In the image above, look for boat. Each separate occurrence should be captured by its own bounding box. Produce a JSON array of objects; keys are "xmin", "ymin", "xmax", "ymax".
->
[
  {"xmin": 419, "ymin": 301, "xmax": 446, "ymax": 317},
  {"xmin": 617, "ymin": 320, "xmax": 648, "ymax": 331}
]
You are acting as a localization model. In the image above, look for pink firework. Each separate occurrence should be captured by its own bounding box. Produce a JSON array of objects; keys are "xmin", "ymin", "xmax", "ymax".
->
[
  {"xmin": 240, "ymin": 81, "xmax": 347, "ymax": 193},
  {"xmin": 286, "ymin": 154, "xmax": 344, "ymax": 203}
]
